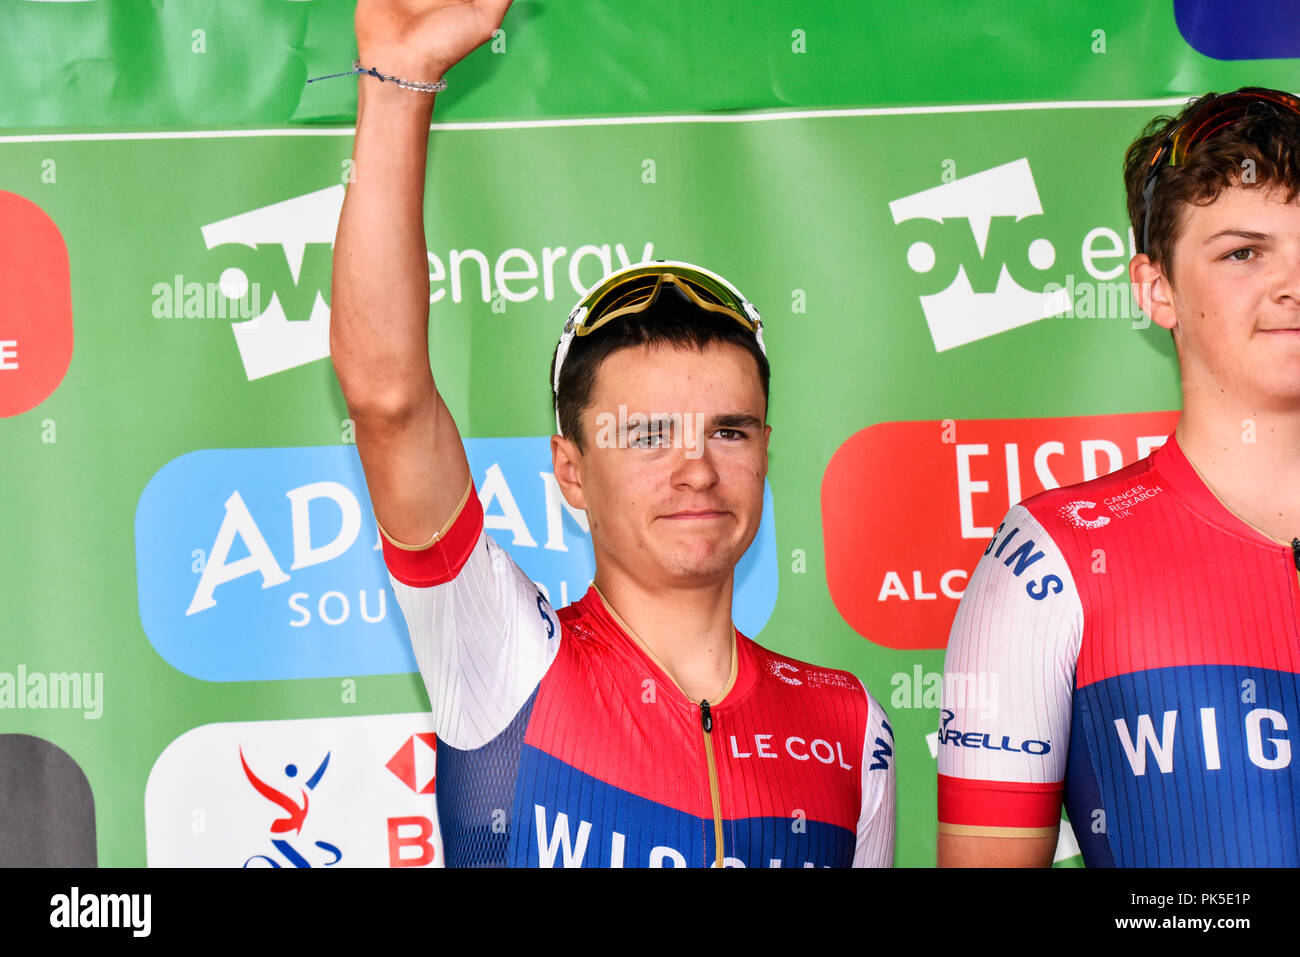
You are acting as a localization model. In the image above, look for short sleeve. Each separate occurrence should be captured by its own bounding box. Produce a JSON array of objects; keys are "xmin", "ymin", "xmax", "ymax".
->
[
  {"xmin": 937, "ymin": 503, "xmax": 1083, "ymax": 838},
  {"xmin": 854, "ymin": 687, "xmax": 896, "ymax": 867},
  {"xmin": 381, "ymin": 481, "xmax": 562, "ymax": 750}
]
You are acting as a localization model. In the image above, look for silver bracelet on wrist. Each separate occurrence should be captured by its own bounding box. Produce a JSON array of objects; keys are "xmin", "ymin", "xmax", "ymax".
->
[{"xmin": 306, "ymin": 59, "xmax": 447, "ymax": 94}]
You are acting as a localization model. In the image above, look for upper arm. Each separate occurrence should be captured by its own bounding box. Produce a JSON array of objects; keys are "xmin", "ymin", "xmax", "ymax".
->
[
  {"xmin": 936, "ymin": 504, "xmax": 1082, "ymax": 865},
  {"xmin": 349, "ymin": 385, "xmax": 474, "ymax": 551},
  {"xmin": 328, "ymin": 98, "xmax": 473, "ymax": 550}
]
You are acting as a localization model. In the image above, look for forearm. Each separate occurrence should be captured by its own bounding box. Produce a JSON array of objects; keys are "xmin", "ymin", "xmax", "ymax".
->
[
  {"xmin": 327, "ymin": 0, "xmax": 509, "ymax": 545},
  {"xmin": 331, "ymin": 77, "xmax": 439, "ymax": 414}
]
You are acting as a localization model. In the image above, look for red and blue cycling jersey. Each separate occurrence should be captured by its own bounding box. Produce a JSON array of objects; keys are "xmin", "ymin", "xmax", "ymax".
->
[
  {"xmin": 939, "ymin": 433, "xmax": 1300, "ymax": 866},
  {"xmin": 381, "ymin": 482, "xmax": 895, "ymax": 867}
]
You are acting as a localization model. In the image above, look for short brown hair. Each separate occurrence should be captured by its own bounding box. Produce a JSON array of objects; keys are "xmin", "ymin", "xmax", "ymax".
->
[
  {"xmin": 1123, "ymin": 87, "xmax": 1300, "ymax": 278},
  {"xmin": 549, "ymin": 290, "xmax": 770, "ymax": 451}
]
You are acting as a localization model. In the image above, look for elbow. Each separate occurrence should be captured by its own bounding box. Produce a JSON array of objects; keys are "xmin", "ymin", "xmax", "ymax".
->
[
  {"xmin": 339, "ymin": 385, "xmax": 430, "ymax": 426},
  {"xmin": 331, "ymin": 341, "xmax": 433, "ymax": 422}
]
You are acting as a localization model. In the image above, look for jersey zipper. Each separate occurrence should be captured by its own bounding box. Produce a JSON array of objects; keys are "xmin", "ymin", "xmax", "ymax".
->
[
  {"xmin": 699, "ymin": 700, "xmax": 725, "ymax": 868},
  {"xmin": 587, "ymin": 586, "xmax": 736, "ymax": 867},
  {"xmin": 1291, "ymin": 539, "xmax": 1300, "ymax": 595}
]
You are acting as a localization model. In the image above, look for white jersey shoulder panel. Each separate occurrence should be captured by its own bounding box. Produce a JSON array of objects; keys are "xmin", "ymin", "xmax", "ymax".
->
[{"xmin": 389, "ymin": 528, "xmax": 562, "ymax": 750}]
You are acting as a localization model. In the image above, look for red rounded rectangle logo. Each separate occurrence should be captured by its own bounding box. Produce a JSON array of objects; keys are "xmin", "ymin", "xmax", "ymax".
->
[{"xmin": 822, "ymin": 411, "xmax": 1180, "ymax": 649}]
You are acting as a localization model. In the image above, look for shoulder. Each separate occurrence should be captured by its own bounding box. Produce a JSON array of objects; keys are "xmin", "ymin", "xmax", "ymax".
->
[
  {"xmin": 1016, "ymin": 453, "xmax": 1162, "ymax": 546},
  {"xmin": 744, "ymin": 637, "xmax": 882, "ymax": 729},
  {"xmin": 554, "ymin": 590, "xmax": 600, "ymax": 632},
  {"xmin": 969, "ymin": 453, "xmax": 1161, "ymax": 604}
]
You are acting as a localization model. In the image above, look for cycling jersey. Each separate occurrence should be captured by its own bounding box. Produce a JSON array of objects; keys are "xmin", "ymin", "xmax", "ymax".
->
[
  {"xmin": 938, "ymin": 433, "xmax": 1300, "ymax": 866},
  {"xmin": 381, "ymin": 482, "xmax": 895, "ymax": 867}
]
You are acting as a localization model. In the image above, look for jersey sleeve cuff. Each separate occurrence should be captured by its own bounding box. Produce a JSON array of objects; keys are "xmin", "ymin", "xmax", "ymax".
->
[
  {"xmin": 937, "ymin": 773, "xmax": 1063, "ymax": 834},
  {"xmin": 378, "ymin": 480, "xmax": 484, "ymax": 588}
]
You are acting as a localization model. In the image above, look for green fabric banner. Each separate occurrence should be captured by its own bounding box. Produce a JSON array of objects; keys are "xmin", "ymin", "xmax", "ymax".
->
[{"xmin": 1, "ymin": 0, "xmax": 1293, "ymax": 867}]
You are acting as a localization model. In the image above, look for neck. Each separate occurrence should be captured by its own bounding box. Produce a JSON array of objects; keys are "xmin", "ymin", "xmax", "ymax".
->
[
  {"xmin": 1176, "ymin": 387, "xmax": 1300, "ymax": 544},
  {"xmin": 591, "ymin": 560, "xmax": 737, "ymax": 705}
]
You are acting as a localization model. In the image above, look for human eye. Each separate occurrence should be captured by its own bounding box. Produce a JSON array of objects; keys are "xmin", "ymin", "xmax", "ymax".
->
[
  {"xmin": 714, "ymin": 428, "xmax": 746, "ymax": 441},
  {"xmin": 1224, "ymin": 246, "xmax": 1257, "ymax": 262},
  {"xmin": 627, "ymin": 426, "xmax": 671, "ymax": 448}
]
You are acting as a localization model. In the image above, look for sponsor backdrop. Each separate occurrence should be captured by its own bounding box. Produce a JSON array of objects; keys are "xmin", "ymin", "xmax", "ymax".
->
[{"xmin": 0, "ymin": 1, "xmax": 1293, "ymax": 867}]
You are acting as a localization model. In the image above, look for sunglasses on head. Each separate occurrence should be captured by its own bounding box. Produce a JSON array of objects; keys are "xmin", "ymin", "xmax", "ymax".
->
[
  {"xmin": 551, "ymin": 261, "xmax": 766, "ymax": 436},
  {"xmin": 1140, "ymin": 88, "xmax": 1300, "ymax": 256}
]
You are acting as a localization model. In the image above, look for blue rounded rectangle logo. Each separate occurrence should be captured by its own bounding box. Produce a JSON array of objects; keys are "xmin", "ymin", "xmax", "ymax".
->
[{"xmin": 135, "ymin": 441, "xmax": 778, "ymax": 681}]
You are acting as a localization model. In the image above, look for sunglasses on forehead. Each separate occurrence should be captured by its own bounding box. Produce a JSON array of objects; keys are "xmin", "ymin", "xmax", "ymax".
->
[
  {"xmin": 1139, "ymin": 87, "xmax": 1300, "ymax": 256},
  {"xmin": 551, "ymin": 261, "xmax": 766, "ymax": 436}
]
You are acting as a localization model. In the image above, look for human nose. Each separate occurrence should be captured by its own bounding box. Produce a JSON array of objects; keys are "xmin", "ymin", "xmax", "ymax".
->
[
  {"xmin": 1275, "ymin": 243, "xmax": 1300, "ymax": 306},
  {"xmin": 670, "ymin": 436, "xmax": 720, "ymax": 490}
]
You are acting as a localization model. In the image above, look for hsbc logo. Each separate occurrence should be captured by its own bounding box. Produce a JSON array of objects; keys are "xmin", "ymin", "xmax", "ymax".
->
[
  {"xmin": 888, "ymin": 159, "xmax": 1073, "ymax": 352},
  {"xmin": 386, "ymin": 733, "xmax": 437, "ymax": 795},
  {"xmin": 145, "ymin": 712, "xmax": 444, "ymax": 868}
]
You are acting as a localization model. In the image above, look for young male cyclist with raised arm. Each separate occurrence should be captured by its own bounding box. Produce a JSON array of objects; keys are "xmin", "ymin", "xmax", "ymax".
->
[
  {"xmin": 938, "ymin": 87, "xmax": 1300, "ymax": 867},
  {"xmin": 330, "ymin": 0, "xmax": 894, "ymax": 868}
]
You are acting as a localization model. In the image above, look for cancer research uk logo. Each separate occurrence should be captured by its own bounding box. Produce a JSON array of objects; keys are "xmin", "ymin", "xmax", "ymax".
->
[
  {"xmin": 888, "ymin": 159, "xmax": 1072, "ymax": 352},
  {"xmin": 145, "ymin": 713, "xmax": 443, "ymax": 867},
  {"xmin": 135, "ymin": 439, "xmax": 778, "ymax": 681}
]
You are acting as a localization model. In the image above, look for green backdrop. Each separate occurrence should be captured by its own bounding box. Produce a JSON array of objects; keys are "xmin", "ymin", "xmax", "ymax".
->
[{"xmin": 1, "ymin": 0, "xmax": 1294, "ymax": 868}]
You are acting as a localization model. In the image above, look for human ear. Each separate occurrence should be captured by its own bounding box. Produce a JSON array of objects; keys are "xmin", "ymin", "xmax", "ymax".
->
[
  {"xmin": 550, "ymin": 433, "xmax": 587, "ymax": 509},
  {"xmin": 1130, "ymin": 254, "xmax": 1177, "ymax": 331}
]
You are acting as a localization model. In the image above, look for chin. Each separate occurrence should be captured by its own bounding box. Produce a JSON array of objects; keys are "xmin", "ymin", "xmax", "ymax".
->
[
  {"xmin": 1252, "ymin": 366, "xmax": 1300, "ymax": 406},
  {"xmin": 660, "ymin": 548, "xmax": 743, "ymax": 584}
]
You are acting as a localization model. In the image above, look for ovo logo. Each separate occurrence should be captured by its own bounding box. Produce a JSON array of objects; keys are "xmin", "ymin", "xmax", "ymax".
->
[
  {"xmin": 201, "ymin": 186, "xmax": 343, "ymax": 381},
  {"xmin": 888, "ymin": 159, "xmax": 1072, "ymax": 352},
  {"xmin": 0, "ymin": 192, "xmax": 74, "ymax": 416}
]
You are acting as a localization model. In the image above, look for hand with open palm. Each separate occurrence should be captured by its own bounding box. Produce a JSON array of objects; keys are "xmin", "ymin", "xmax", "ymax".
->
[{"xmin": 354, "ymin": 0, "xmax": 514, "ymax": 84}]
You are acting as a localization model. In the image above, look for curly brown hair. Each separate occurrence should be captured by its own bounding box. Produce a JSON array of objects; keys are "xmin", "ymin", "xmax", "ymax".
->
[{"xmin": 1123, "ymin": 87, "xmax": 1300, "ymax": 280}]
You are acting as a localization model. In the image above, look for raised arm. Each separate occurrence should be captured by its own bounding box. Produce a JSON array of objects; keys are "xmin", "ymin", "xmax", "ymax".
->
[{"xmin": 331, "ymin": 0, "xmax": 512, "ymax": 545}]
